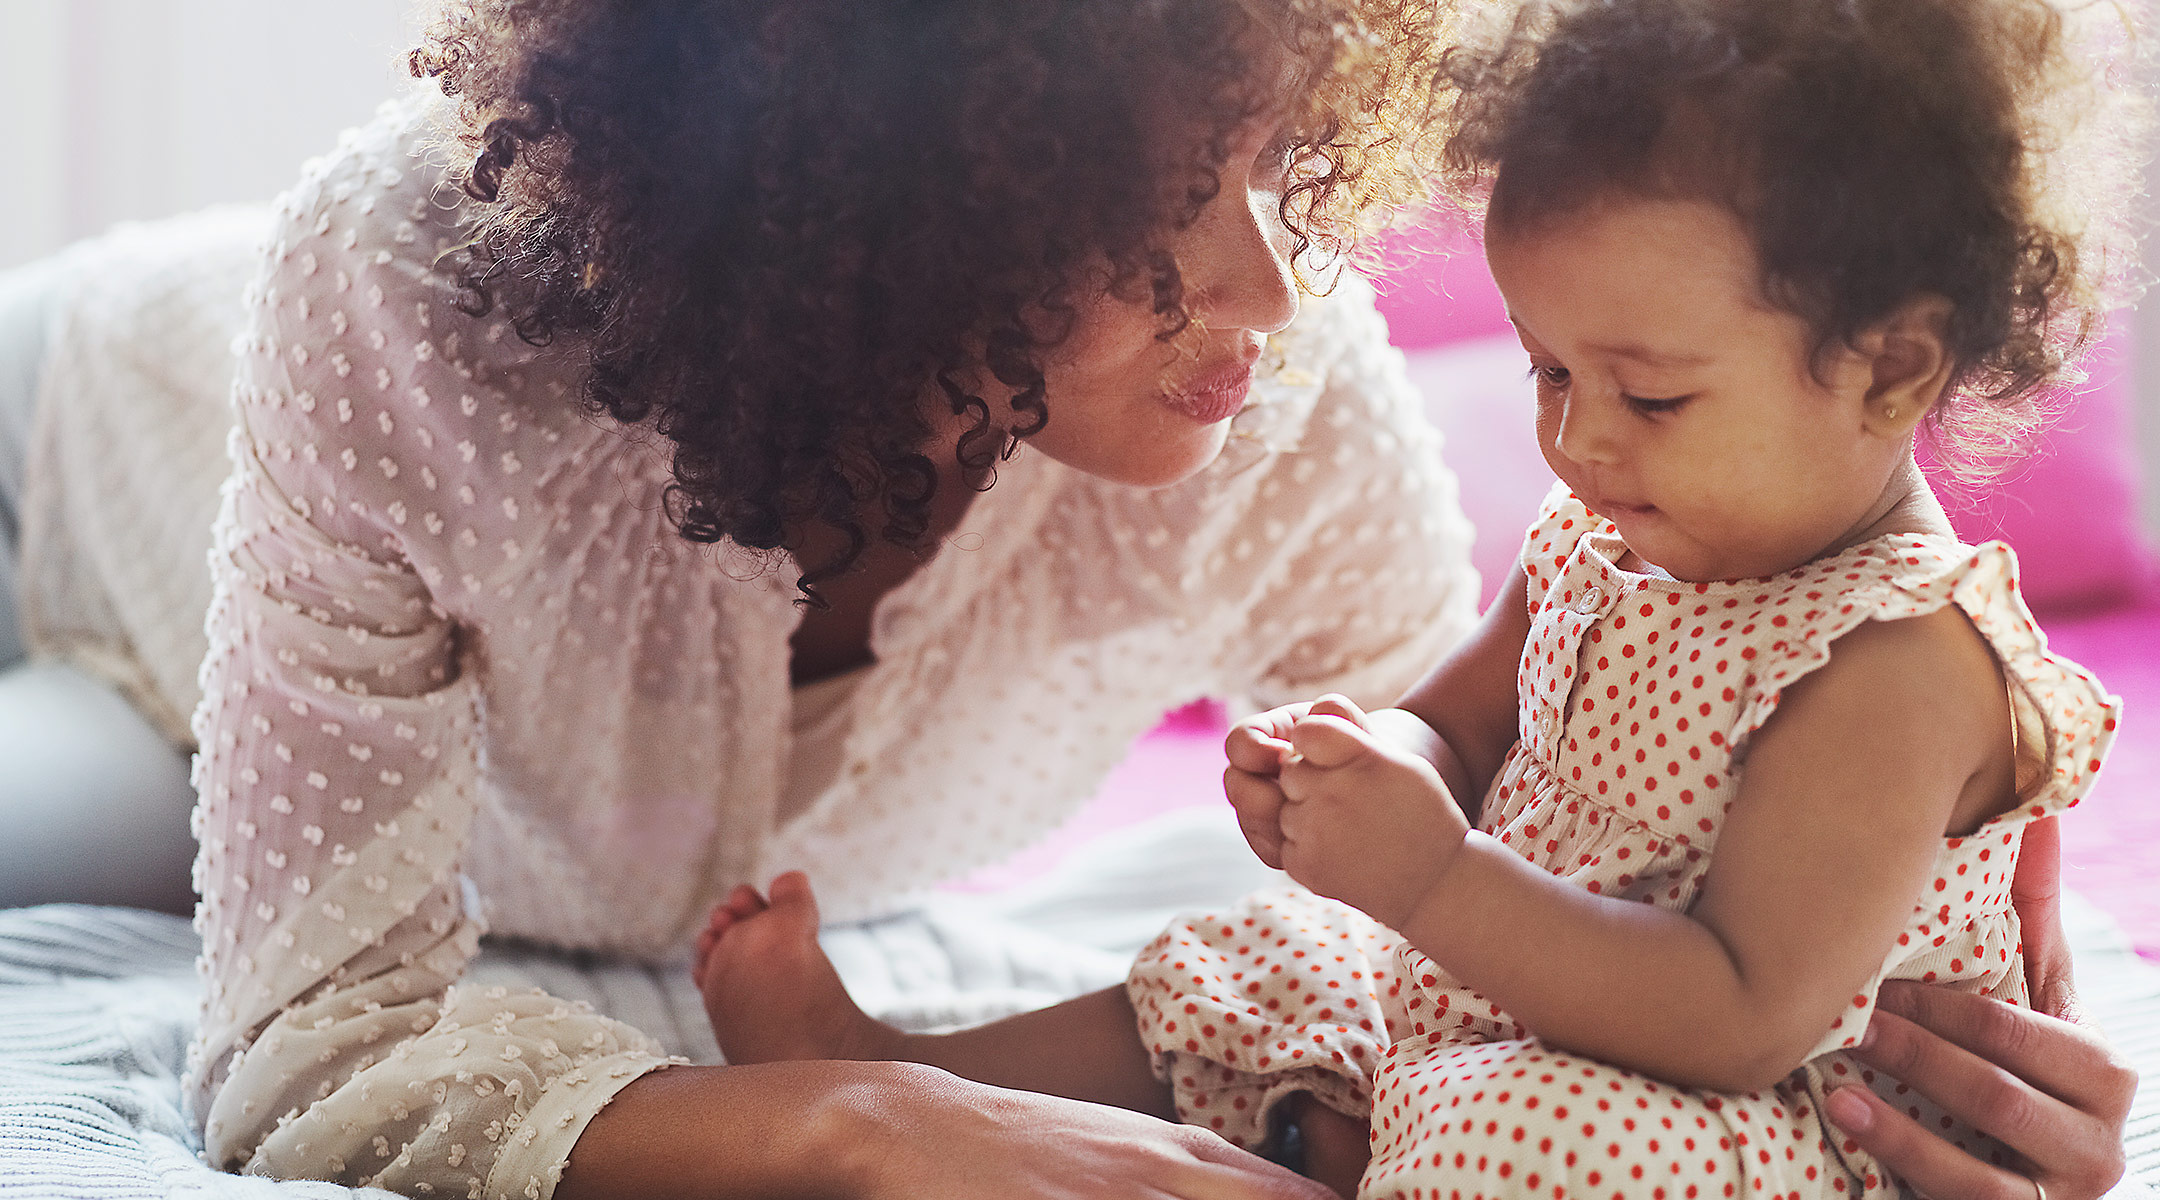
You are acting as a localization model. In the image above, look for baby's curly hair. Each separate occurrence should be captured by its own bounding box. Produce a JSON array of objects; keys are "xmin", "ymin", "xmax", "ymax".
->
[
  {"xmin": 410, "ymin": 0, "xmax": 1448, "ymax": 602},
  {"xmin": 1433, "ymin": 0, "xmax": 2147, "ymax": 478}
]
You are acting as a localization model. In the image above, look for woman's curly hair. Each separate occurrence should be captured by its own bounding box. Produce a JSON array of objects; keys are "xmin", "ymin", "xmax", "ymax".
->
[
  {"xmin": 411, "ymin": 0, "xmax": 1448, "ymax": 602},
  {"xmin": 1432, "ymin": 0, "xmax": 2148, "ymax": 480}
]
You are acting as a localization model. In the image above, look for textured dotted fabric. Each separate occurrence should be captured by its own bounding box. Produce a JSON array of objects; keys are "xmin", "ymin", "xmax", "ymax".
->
[
  {"xmin": 176, "ymin": 95, "xmax": 1479, "ymax": 1198},
  {"xmin": 21, "ymin": 206, "xmax": 268, "ymax": 743},
  {"xmin": 1129, "ymin": 484, "xmax": 2120, "ymax": 1199}
]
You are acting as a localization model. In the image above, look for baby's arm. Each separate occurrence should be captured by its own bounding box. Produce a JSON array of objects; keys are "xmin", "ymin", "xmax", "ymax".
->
[
  {"xmin": 1387, "ymin": 564, "xmax": 1537, "ymax": 811},
  {"xmin": 1392, "ymin": 608, "xmax": 2017, "ymax": 1093}
]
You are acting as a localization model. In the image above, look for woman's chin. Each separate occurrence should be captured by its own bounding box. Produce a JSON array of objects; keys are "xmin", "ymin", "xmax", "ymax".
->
[{"xmin": 1033, "ymin": 420, "xmax": 1234, "ymax": 489}]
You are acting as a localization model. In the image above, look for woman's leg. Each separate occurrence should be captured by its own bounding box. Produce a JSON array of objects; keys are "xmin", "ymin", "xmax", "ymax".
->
[
  {"xmin": 0, "ymin": 256, "xmax": 197, "ymax": 915},
  {"xmin": 0, "ymin": 663, "xmax": 198, "ymax": 913}
]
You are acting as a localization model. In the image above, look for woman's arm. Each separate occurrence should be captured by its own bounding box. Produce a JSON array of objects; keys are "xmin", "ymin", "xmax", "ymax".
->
[
  {"xmin": 1237, "ymin": 280, "xmax": 1481, "ymax": 720},
  {"xmin": 188, "ymin": 121, "xmax": 689, "ymax": 1199},
  {"xmin": 559, "ymin": 1061, "xmax": 1339, "ymax": 1200}
]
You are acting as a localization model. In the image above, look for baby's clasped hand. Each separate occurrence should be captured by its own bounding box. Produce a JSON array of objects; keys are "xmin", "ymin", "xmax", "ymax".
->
[{"xmin": 1233, "ymin": 695, "xmax": 1473, "ymax": 932}]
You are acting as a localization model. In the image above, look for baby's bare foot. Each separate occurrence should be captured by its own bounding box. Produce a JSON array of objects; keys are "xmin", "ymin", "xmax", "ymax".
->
[{"xmin": 692, "ymin": 870, "xmax": 904, "ymax": 1066}]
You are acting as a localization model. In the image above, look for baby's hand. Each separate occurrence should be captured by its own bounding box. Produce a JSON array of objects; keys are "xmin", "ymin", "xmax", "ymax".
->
[
  {"xmin": 1276, "ymin": 697, "xmax": 1471, "ymax": 931},
  {"xmin": 1225, "ymin": 701, "xmax": 1314, "ymax": 778},
  {"xmin": 1224, "ymin": 700, "xmax": 1317, "ymax": 869}
]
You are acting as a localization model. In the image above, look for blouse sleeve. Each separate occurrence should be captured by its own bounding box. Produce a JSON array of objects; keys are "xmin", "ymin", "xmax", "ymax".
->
[
  {"xmin": 184, "ymin": 120, "xmax": 675, "ymax": 1200},
  {"xmin": 1241, "ymin": 285, "xmax": 1481, "ymax": 710}
]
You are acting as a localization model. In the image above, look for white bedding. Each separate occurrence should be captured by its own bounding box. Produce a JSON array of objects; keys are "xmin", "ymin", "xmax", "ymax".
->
[{"xmin": 2, "ymin": 807, "xmax": 2155, "ymax": 1198}]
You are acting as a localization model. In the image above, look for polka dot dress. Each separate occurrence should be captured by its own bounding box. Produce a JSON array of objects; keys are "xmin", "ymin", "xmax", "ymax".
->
[{"xmin": 1129, "ymin": 484, "xmax": 2120, "ymax": 1199}]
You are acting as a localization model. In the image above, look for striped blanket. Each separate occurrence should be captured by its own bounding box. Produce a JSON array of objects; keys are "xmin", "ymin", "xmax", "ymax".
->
[{"xmin": 2, "ymin": 809, "xmax": 2155, "ymax": 1197}]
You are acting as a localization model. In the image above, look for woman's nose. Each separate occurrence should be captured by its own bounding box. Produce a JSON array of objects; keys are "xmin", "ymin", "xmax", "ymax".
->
[{"xmin": 1182, "ymin": 182, "xmax": 1299, "ymax": 336}]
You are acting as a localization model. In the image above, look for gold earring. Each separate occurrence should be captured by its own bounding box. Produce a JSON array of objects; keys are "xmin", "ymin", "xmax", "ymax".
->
[{"xmin": 1883, "ymin": 405, "xmax": 1899, "ymax": 421}]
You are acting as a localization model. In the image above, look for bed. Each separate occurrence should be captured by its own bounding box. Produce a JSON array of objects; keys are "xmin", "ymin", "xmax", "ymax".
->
[
  {"xmin": 3, "ymin": 805, "xmax": 2157, "ymax": 1197},
  {"xmin": 1, "ymin": 207, "xmax": 2155, "ymax": 1198}
]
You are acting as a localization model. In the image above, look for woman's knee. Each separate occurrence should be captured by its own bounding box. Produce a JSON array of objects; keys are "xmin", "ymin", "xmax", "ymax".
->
[{"xmin": 0, "ymin": 661, "xmax": 196, "ymax": 913}]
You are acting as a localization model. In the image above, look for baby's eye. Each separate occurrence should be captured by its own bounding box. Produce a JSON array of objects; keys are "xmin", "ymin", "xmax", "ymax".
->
[{"xmin": 1623, "ymin": 393, "xmax": 1692, "ymax": 416}]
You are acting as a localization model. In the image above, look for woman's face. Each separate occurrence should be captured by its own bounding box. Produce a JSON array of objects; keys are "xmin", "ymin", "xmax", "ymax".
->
[{"xmin": 995, "ymin": 120, "xmax": 1303, "ymax": 488}]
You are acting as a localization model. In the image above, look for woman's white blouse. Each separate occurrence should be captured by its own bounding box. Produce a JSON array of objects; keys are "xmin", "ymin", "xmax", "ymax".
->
[{"xmin": 182, "ymin": 97, "xmax": 1479, "ymax": 1198}]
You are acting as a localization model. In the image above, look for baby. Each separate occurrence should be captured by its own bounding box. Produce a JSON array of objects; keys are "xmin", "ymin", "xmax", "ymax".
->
[{"xmin": 694, "ymin": 1, "xmax": 2141, "ymax": 1196}]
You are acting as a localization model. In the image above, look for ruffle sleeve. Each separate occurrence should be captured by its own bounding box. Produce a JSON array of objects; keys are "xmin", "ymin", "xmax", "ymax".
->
[{"xmin": 1726, "ymin": 537, "xmax": 2121, "ymax": 816}]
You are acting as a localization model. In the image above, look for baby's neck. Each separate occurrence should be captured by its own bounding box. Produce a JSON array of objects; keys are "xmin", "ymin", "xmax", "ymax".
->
[
  {"xmin": 1620, "ymin": 457, "xmax": 1955, "ymax": 582},
  {"xmin": 1835, "ymin": 455, "xmax": 1955, "ymax": 549},
  {"xmin": 1613, "ymin": 549, "xmax": 1677, "ymax": 580}
]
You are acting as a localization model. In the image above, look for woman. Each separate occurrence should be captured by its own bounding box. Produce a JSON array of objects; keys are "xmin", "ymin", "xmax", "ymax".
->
[{"xmin": 53, "ymin": 0, "xmax": 2127, "ymax": 1197}]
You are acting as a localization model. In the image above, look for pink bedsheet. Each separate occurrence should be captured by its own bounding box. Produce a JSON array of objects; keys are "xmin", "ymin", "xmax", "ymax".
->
[{"xmin": 2045, "ymin": 587, "xmax": 2160, "ymax": 960}]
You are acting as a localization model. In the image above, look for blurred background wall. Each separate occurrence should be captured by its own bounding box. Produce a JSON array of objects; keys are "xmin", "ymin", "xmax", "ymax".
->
[
  {"xmin": 2, "ymin": 0, "xmax": 2156, "ymax": 535},
  {"xmin": 0, "ymin": 0, "xmax": 423, "ymax": 272}
]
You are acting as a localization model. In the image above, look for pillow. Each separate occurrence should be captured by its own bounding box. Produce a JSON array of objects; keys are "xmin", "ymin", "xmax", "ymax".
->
[{"xmin": 1926, "ymin": 329, "xmax": 2157, "ymax": 613}]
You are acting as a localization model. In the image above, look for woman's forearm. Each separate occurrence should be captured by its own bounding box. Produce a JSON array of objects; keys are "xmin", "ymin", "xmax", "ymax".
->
[
  {"xmin": 558, "ymin": 1059, "xmax": 1340, "ymax": 1200},
  {"xmin": 558, "ymin": 1061, "xmax": 893, "ymax": 1200}
]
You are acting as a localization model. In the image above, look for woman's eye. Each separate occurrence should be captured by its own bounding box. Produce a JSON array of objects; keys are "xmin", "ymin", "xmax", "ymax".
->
[
  {"xmin": 1528, "ymin": 364, "xmax": 1571, "ymax": 389},
  {"xmin": 1257, "ymin": 135, "xmax": 1319, "ymax": 189}
]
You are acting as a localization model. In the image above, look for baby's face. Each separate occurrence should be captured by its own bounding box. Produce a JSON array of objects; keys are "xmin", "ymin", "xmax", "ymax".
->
[{"xmin": 1484, "ymin": 196, "xmax": 1912, "ymax": 582}]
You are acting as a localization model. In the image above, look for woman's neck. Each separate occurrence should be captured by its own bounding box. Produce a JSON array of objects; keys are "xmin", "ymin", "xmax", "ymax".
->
[{"xmin": 783, "ymin": 414, "xmax": 989, "ymax": 686}]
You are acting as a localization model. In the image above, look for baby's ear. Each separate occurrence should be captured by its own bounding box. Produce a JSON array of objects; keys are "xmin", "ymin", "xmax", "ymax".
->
[{"xmin": 1856, "ymin": 293, "xmax": 1956, "ymax": 435}]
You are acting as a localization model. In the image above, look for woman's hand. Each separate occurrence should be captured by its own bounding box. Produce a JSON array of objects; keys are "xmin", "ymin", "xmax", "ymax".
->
[
  {"xmin": 1823, "ymin": 983, "xmax": 2136, "ymax": 1200},
  {"xmin": 1822, "ymin": 819, "xmax": 2138, "ymax": 1200}
]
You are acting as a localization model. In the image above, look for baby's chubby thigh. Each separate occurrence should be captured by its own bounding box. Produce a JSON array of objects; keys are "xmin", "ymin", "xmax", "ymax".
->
[
  {"xmin": 1361, "ymin": 1040, "xmax": 1842, "ymax": 1200},
  {"xmin": 1128, "ymin": 887, "xmax": 1416, "ymax": 1145}
]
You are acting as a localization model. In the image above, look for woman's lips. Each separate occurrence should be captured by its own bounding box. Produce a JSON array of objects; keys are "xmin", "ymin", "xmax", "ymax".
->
[{"xmin": 1163, "ymin": 362, "xmax": 1256, "ymax": 424}]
